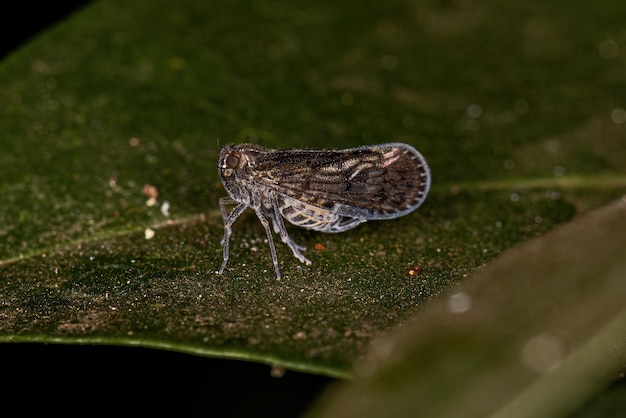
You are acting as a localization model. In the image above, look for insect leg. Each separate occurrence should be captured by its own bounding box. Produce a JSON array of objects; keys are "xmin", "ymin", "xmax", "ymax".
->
[
  {"xmin": 270, "ymin": 194, "xmax": 312, "ymax": 266},
  {"xmin": 268, "ymin": 214, "xmax": 306, "ymax": 251},
  {"xmin": 218, "ymin": 200, "xmax": 249, "ymax": 275},
  {"xmin": 219, "ymin": 197, "xmax": 238, "ymax": 245},
  {"xmin": 253, "ymin": 207, "xmax": 283, "ymax": 279}
]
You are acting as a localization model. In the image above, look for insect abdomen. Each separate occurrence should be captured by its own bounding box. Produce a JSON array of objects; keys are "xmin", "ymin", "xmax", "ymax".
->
[{"xmin": 278, "ymin": 196, "xmax": 366, "ymax": 232}]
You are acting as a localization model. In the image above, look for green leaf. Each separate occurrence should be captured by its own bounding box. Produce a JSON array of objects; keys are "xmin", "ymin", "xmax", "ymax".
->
[
  {"xmin": 307, "ymin": 197, "xmax": 626, "ymax": 418},
  {"xmin": 1, "ymin": 0, "xmax": 625, "ymax": 411}
]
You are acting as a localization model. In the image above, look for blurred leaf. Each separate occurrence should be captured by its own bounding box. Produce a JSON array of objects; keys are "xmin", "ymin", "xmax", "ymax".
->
[
  {"xmin": 307, "ymin": 197, "xmax": 626, "ymax": 417},
  {"xmin": 1, "ymin": 0, "xmax": 625, "ymax": 389}
]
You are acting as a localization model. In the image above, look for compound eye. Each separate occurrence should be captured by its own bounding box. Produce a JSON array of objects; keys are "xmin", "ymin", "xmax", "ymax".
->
[{"xmin": 225, "ymin": 154, "xmax": 240, "ymax": 169}]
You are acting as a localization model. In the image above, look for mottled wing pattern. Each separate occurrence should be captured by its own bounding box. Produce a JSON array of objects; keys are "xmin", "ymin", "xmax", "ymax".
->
[{"xmin": 250, "ymin": 143, "xmax": 430, "ymax": 221}]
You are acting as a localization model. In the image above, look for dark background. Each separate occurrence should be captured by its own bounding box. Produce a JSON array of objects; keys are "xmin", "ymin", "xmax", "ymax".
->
[
  {"xmin": 3, "ymin": 343, "xmax": 333, "ymax": 416},
  {"xmin": 1, "ymin": 1, "xmax": 91, "ymax": 59},
  {"xmin": 1, "ymin": 2, "xmax": 334, "ymax": 416}
]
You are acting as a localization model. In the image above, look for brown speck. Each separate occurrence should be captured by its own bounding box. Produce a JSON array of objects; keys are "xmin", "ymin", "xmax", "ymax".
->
[
  {"xmin": 270, "ymin": 365, "xmax": 286, "ymax": 378},
  {"xmin": 293, "ymin": 331, "xmax": 307, "ymax": 340},
  {"xmin": 142, "ymin": 184, "xmax": 159, "ymax": 199},
  {"xmin": 314, "ymin": 243, "xmax": 326, "ymax": 251},
  {"xmin": 409, "ymin": 265, "xmax": 422, "ymax": 276}
]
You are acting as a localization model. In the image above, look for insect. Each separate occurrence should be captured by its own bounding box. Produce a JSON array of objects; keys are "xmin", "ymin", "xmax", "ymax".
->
[{"xmin": 217, "ymin": 142, "xmax": 431, "ymax": 278}]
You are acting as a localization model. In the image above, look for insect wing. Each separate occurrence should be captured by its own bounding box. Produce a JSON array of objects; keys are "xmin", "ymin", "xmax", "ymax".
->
[{"xmin": 249, "ymin": 143, "xmax": 430, "ymax": 220}]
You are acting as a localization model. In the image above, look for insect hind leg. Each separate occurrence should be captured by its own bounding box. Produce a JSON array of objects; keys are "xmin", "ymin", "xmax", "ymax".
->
[
  {"xmin": 270, "ymin": 195, "xmax": 312, "ymax": 266},
  {"xmin": 268, "ymin": 214, "xmax": 307, "ymax": 251},
  {"xmin": 252, "ymin": 207, "xmax": 283, "ymax": 278}
]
